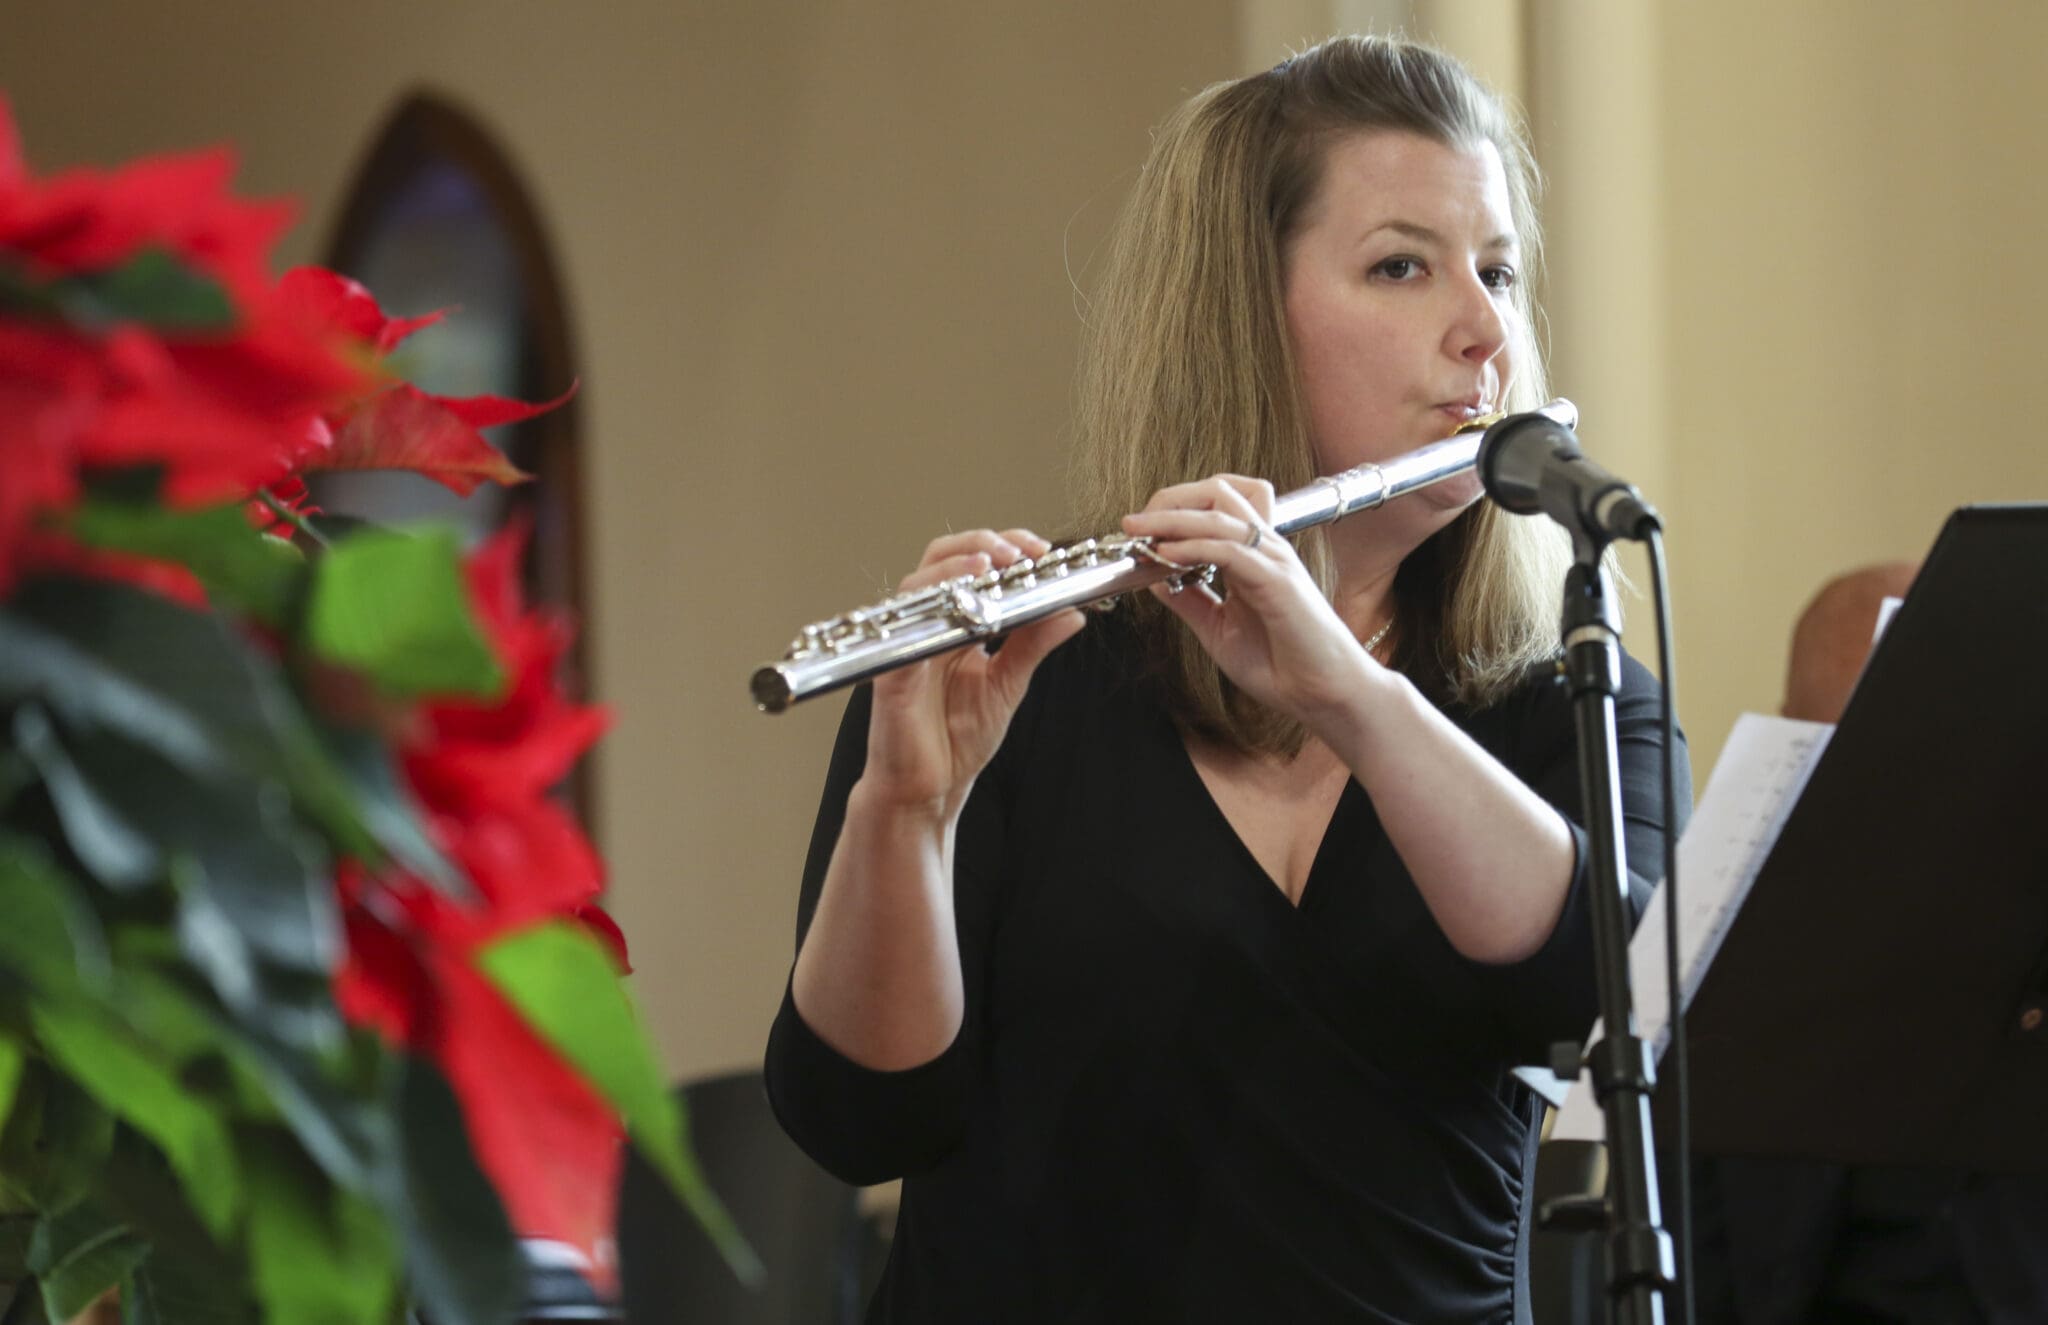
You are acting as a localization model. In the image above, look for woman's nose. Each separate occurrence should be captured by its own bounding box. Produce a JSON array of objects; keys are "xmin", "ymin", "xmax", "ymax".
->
[{"xmin": 1448, "ymin": 277, "xmax": 1510, "ymax": 365}]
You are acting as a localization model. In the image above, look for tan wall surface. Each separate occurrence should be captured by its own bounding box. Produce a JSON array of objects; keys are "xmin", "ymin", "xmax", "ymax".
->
[
  {"xmin": 1, "ymin": 1, "xmax": 1237, "ymax": 1081},
  {"xmin": 1658, "ymin": 3, "xmax": 2048, "ymax": 769}
]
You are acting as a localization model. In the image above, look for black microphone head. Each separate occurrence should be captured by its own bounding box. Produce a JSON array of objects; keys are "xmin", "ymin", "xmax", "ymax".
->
[{"xmin": 1478, "ymin": 412, "xmax": 1582, "ymax": 517}]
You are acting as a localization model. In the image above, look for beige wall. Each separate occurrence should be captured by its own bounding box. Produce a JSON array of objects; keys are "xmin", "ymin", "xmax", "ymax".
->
[
  {"xmin": 1656, "ymin": 2, "xmax": 2048, "ymax": 765},
  {"xmin": 6, "ymin": 2, "xmax": 2046, "ymax": 1081}
]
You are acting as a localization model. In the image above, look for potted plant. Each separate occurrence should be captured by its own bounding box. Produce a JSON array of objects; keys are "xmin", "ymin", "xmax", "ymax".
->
[{"xmin": 0, "ymin": 98, "xmax": 751, "ymax": 1324}]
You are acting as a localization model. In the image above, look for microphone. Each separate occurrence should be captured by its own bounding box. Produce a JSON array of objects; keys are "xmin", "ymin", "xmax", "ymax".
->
[{"xmin": 1478, "ymin": 410, "xmax": 1661, "ymax": 544}]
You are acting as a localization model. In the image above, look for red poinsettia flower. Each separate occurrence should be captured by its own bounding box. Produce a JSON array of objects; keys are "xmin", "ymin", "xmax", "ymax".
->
[
  {"xmin": 4, "ymin": 100, "xmax": 630, "ymax": 1279},
  {"xmin": 334, "ymin": 519, "xmax": 624, "ymax": 1281},
  {"xmin": 278, "ymin": 266, "xmax": 575, "ymax": 499},
  {"xmin": 0, "ymin": 99, "xmax": 367, "ymax": 591},
  {"xmin": 0, "ymin": 311, "xmax": 362, "ymax": 588},
  {"xmin": 274, "ymin": 261, "xmax": 445, "ymax": 356},
  {"xmin": 0, "ymin": 98, "xmax": 287, "ymax": 303},
  {"xmin": 339, "ymin": 890, "xmax": 627, "ymax": 1284}
]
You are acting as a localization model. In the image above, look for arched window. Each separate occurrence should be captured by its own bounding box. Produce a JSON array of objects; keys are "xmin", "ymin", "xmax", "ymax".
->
[{"xmin": 320, "ymin": 91, "xmax": 594, "ymax": 823}]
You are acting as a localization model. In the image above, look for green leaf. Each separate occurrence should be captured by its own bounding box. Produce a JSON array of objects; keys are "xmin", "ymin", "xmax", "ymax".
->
[
  {"xmin": 99, "ymin": 955, "xmax": 238, "ymax": 1076},
  {"xmin": 243, "ymin": 1132, "xmax": 397, "ymax": 1325},
  {"xmin": 65, "ymin": 501, "xmax": 305, "ymax": 626},
  {"xmin": 0, "ymin": 583, "xmax": 233, "ymax": 779},
  {"xmin": 0, "ymin": 260, "xmax": 56, "ymax": 319},
  {"xmin": 17, "ymin": 714, "xmax": 341, "ymax": 1048},
  {"xmin": 0, "ymin": 1213, "xmax": 29, "ymax": 1280},
  {"xmin": 0, "ymin": 832, "xmax": 111, "ymax": 998},
  {"xmin": 29, "ymin": 1005, "xmax": 239, "ymax": 1241},
  {"xmin": 0, "ymin": 1059, "xmax": 116, "ymax": 1216},
  {"xmin": 0, "ymin": 577, "xmax": 466, "ymax": 884},
  {"xmin": 0, "ymin": 250, "xmax": 233, "ymax": 332},
  {"xmin": 10, "ymin": 706, "xmax": 159, "ymax": 892},
  {"xmin": 383, "ymin": 1057, "xmax": 519, "ymax": 1325},
  {"xmin": 475, "ymin": 922, "xmax": 760, "ymax": 1283},
  {"xmin": 305, "ymin": 525, "xmax": 504, "ymax": 699},
  {"xmin": 121, "ymin": 1258, "xmax": 255, "ymax": 1325},
  {"xmin": 103, "ymin": 952, "xmax": 320, "ymax": 1131},
  {"xmin": 1, "ymin": 1277, "xmax": 52, "ymax": 1325},
  {"xmin": 91, "ymin": 942, "xmax": 380, "ymax": 1195},
  {"xmin": 83, "ymin": 251, "xmax": 235, "ymax": 330},
  {"xmin": 79, "ymin": 467, "xmax": 168, "ymax": 506},
  {"xmin": 99, "ymin": 1129, "xmax": 255, "ymax": 1325},
  {"xmin": 0, "ymin": 578, "xmax": 383, "ymax": 867},
  {"xmin": 312, "ymin": 723, "xmax": 463, "ymax": 897},
  {"xmin": 27, "ymin": 1204, "xmax": 148, "ymax": 1322},
  {"xmin": 0, "ymin": 746, "xmax": 34, "ymax": 815},
  {"xmin": 184, "ymin": 983, "xmax": 380, "ymax": 1192},
  {"xmin": 227, "ymin": 1025, "xmax": 385, "ymax": 1193},
  {"xmin": 0, "ymin": 1041, "xmax": 22, "ymax": 1137},
  {"xmin": 81, "ymin": 728, "xmax": 341, "ymax": 975}
]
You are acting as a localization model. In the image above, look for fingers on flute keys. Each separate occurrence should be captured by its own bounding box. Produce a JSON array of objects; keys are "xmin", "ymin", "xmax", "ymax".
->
[
  {"xmin": 1121, "ymin": 476, "xmax": 1280, "ymax": 571},
  {"xmin": 900, "ymin": 528, "xmax": 1052, "ymax": 593}
]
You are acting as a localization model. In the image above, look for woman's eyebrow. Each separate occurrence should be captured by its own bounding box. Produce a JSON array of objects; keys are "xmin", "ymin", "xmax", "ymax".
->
[{"xmin": 1362, "ymin": 220, "xmax": 1519, "ymax": 252}]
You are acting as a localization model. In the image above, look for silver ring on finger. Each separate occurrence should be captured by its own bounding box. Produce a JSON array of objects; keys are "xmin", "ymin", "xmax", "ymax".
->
[{"xmin": 1243, "ymin": 519, "xmax": 1264, "ymax": 551}]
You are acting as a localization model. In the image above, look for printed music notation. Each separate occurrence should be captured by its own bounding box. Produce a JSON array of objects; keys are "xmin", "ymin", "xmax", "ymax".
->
[{"xmin": 1548, "ymin": 712, "xmax": 1833, "ymax": 1141}]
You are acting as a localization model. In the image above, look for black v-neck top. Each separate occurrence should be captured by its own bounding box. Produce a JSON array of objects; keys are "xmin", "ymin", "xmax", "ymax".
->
[{"xmin": 766, "ymin": 619, "xmax": 1685, "ymax": 1323}]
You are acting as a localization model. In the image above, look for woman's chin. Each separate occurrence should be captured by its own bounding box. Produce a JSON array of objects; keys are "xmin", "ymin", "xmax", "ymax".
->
[{"xmin": 1420, "ymin": 470, "xmax": 1486, "ymax": 512}]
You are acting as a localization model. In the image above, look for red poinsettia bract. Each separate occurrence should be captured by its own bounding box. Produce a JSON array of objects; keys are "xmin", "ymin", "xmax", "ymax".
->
[
  {"xmin": 335, "ymin": 520, "xmax": 626, "ymax": 1283},
  {"xmin": 278, "ymin": 266, "xmax": 573, "ymax": 499},
  {"xmin": 0, "ymin": 97, "xmax": 367, "ymax": 592}
]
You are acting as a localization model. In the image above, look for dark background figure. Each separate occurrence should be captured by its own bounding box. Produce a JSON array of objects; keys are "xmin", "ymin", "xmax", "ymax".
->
[{"xmin": 1686, "ymin": 562, "xmax": 2048, "ymax": 1325}]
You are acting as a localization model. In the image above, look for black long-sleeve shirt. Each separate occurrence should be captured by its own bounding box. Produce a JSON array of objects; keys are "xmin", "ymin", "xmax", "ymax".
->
[{"xmin": 766, "ymin": 619, "xmax": 1685, "ymax": 1322}]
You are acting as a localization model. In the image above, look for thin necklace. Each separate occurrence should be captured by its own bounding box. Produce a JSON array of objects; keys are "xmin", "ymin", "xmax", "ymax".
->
[{"xmin": 1361, "ymin": 616, "xmax": 1394, "ymax": 658}]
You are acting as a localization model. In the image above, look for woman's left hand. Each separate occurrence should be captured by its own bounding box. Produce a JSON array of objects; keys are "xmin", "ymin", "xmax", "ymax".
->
[{"xmin": 1121, "ymin": 475, "xmax": 1379, "ymax": 728}]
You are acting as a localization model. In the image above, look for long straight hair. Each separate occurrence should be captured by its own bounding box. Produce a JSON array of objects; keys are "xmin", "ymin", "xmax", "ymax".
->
[{"xmin": 1069, "ymin": 35, "xmax": 1571, "ymax": 755}]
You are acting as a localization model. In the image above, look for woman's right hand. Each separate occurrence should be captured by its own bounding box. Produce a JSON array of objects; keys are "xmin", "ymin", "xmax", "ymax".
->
[{"xmin": 860, "ymin": 528, "xmax": 1085, "ymax": 820}]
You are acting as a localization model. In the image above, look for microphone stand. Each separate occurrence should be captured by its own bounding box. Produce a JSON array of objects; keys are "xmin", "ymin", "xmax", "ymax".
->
[{"xmin": 1555, "ymin": 532, "xmax": 1675, "ymax": 1325}]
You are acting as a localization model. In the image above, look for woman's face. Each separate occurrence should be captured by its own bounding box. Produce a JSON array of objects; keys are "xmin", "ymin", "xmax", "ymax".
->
[{"xmin": 1282, "ymin": 130, "xmax": 1520, "ymax": 502}]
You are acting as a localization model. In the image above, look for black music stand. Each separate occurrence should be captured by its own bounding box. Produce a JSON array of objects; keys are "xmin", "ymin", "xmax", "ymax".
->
[{"xmin": 1657, "ymin": 503, "xmax": 2048, "ymax": 1175}]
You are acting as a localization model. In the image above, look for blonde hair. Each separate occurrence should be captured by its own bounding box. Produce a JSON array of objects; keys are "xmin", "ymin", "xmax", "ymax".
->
[{"xmin": 1070, "ymin": 33, "xmax": 1571, "ymax": 754}]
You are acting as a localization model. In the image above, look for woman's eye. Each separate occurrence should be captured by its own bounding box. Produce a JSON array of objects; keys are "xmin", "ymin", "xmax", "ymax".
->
[
  {"xmin": 1372, "ymin": 257, "xmax": 1424, "ymax": 281},
  {"xmin": 1481, "ymin": 264, "xmax": 1518, "ymax": 292}
]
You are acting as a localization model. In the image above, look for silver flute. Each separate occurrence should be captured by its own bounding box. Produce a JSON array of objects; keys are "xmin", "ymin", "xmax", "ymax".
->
[{"xmin": 751, "ymin": 398, "xmax": 1576, "ymax": 712}]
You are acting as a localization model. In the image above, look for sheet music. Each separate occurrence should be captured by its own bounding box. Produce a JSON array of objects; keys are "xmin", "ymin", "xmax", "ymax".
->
[
  {"xmin": 1874, "ymin": 594, "xmax": 1905, "ymax": 641},
  {"xmin": 1550, "ymin": 713, "xmax": 1832, "ymax": 1140}
]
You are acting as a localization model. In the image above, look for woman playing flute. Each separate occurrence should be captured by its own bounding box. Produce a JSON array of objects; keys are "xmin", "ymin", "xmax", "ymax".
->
[{"xmin": 765, "ymin": 33, "xmax": 1686, "ymax": 1322}]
